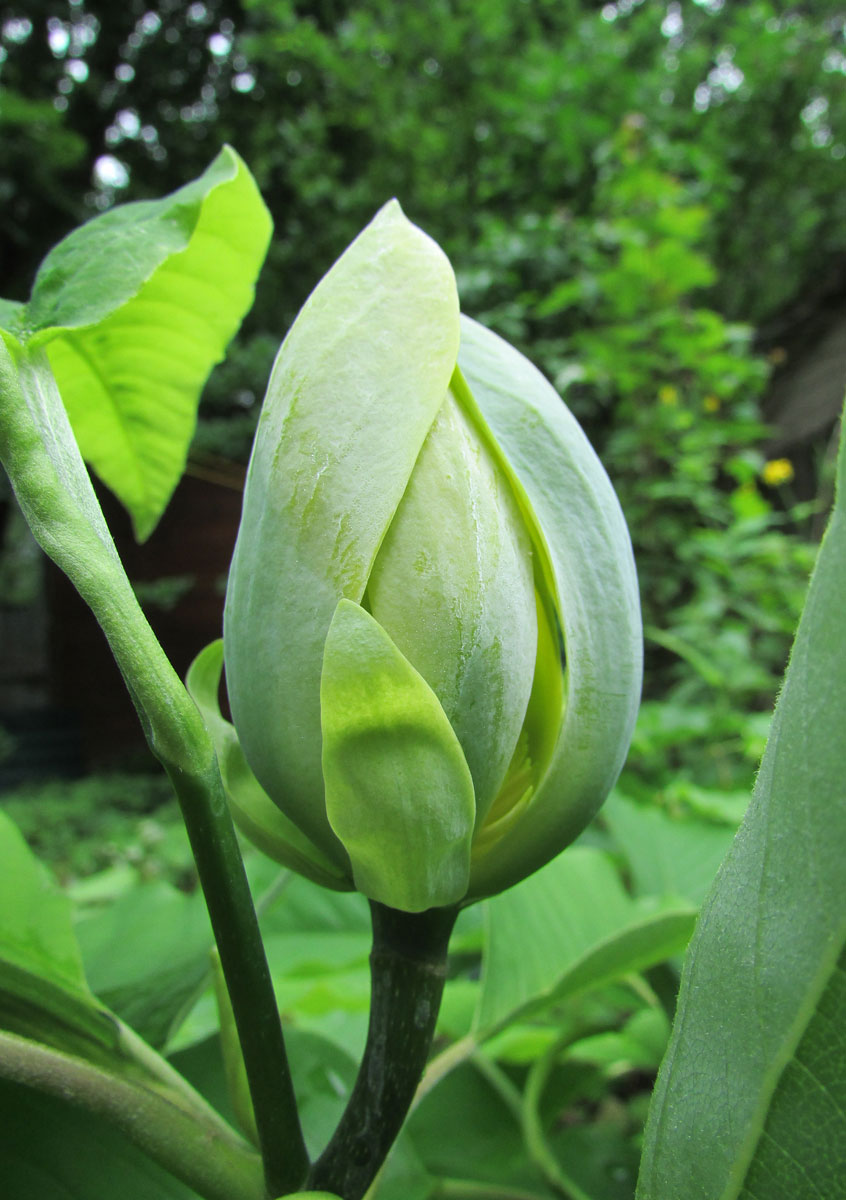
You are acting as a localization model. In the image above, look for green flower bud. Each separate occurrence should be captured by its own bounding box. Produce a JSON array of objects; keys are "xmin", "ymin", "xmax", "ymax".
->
[{"xmin": 188, "ymin": 201, "xmax": 642, "ymax": 913}]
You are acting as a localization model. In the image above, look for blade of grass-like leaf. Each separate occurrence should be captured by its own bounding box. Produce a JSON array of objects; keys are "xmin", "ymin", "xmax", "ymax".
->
[
  {"xmin": 637, "ymin": 405, "xmax": 846, "ymax": 1200},
  {"xmin": 26, "ymin": 146, "xmax": 271, "ymax": 539}
]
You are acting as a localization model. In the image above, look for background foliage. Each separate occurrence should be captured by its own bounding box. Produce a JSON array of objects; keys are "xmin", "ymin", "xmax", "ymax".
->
[
  {"xmin": 2, "ymin": 0, "xmax": 837, "ymax": 708},
  {"xmin": 1, "ymin": 2, "xmax": 844, "ymax": 1198}
]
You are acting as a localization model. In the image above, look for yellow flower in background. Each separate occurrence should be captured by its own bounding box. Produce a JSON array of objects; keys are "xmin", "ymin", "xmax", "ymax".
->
[
  {"xmin": 703, "ymin": 394, "xmax": 720, "ymax": 413},
  {"xmin": 762, "ymin": 458, "xmax": 794, "ymax": 487},
  {"xmin": 658, "ymin": 385, "xmax": 679, "ymax": 406}
]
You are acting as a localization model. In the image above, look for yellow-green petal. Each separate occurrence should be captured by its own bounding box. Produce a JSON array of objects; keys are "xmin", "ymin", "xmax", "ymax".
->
[{"xmin": 320, "ymin": 599, "xmax": 475, "ymax": 912}]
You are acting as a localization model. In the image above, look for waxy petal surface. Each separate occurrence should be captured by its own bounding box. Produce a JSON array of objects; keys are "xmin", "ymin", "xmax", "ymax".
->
[
  {"xmin": 224, "ymin": 202, "xmax": 460, "ymax": 858},
  {"xmin": 321, "ymin": 600, "xmax": 475, "ymax": 912}
]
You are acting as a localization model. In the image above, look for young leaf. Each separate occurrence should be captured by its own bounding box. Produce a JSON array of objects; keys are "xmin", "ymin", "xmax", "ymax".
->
[
  {"xmin": 10, "ymin": 146, "xmax": 271, "ymax": 539},
  {"xmin": 637, "ymin": 405, "xmax": 846, "ymax": 1200}
]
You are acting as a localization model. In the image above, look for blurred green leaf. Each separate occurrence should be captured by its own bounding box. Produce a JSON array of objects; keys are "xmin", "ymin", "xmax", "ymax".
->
[
  {"xmin": 409, "ymin": 1061, "xmax": 554, "ymax": 1198},
  {"xmin": 0, "ymin": 1079, "xmax": 201, "ymax": 1200},
  {"xmin": 170, "ymin": 874, "xmax": 373, "ymax": 1058},
  {"xmin": 0, "ymin": 809, "xmax": 89, "ymax": 995},
  {"xmin": 637, "ymin": 408, "xmax": 846, "ymax": 1199},
  {"xmin": 475, "ymin": 848, "xmax": 696, "ymax": 1038},
  {"xmin": 0, "ymin": 809, "xmax": 120, "ymax": 1061},
  {"xmin": 602, "ymin": 791, "xmax": 739, "ymax": 907},
  {"xmin": 75, "ymin": 880, "xmax": 213, "ymax": 1050}
]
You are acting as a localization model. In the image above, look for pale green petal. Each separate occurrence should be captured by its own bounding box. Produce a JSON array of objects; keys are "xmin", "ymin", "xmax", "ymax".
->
[
  {"xmin": 224, "ymin": 201, "xmax": 460, "ymax": 859},
  {"xmin": 320, "ymin": 600, "xmax": 475, "ymax": 912},
  {"xmin": 186, "ymin": 641, "xmax": 352, "ymax": 891},
  {"xmin": 367, "ymin": 386, "xmax": 536, "ymax": 827},
  {"xmin": 458, "ymin": 316, "xmax": 642, "ymax": 900}
]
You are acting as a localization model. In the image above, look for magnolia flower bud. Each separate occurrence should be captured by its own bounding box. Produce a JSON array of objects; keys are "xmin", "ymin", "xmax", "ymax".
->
[{"xmin": 188, "ymin": 201, "xmax": 642, "ymax": 913}]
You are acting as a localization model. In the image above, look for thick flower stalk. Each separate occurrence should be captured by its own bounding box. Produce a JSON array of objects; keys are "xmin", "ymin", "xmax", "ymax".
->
[{"xmin": 189, "ymin": 201, "xmax": 642, "ymax": 914}]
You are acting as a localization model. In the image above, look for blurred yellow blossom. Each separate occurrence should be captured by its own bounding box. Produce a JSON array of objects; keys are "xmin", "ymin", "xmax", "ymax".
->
[
  {"xmin": 658, "ymin": 385, "xmax": 679, "ymax": 406},
  {"xmin": 703, "ymin": 394, "xmax": 720, "ymax": 413},
  {"xmin": 762, "ymin": 458, "xmax": 794, "ymax": 486}
]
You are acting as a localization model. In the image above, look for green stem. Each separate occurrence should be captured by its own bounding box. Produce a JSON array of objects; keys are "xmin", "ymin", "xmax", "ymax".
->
[
  {"xmin": 0, "ymin": 348, "xmax": 309, "ymax": 1196},
  {"xmin": 0, "ymin": 1031, "xmax": 264, "ymax": 1200},
  {"xmin": 169, "ymin": 764, "xmax": 309, "ymax": 1195},
  {"xmin": 307, "ymin": 900, "xmax": 459, "ymax": 1200}
]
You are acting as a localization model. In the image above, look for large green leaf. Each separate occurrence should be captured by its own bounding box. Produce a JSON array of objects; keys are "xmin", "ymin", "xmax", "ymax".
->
[
  {"xmin": 0, "ymin": 810, "xmax": 89, "ymax": 995},
  {"xmin": 637, "ymin": 406, "xmax": 846, "ymax": 1200},
  {"xmin": 75, "ymin": 880, "xmax": 214, "ymax": 1050},
  {"xmin": 475, "ymin": 847, "xmax": 696, "ymax": 1038},
  {"xmin": 0, "ymin": 814, "xmax": 262, "ymax": 1197},
  {"xmin": 0, "ymin": 809, "xmax": 119, "ymax": 1061},
  {"xmin": 0, "ymin": 1079, "xmax": 201, "ymax": 1200},
  {"xmin": 408, "ymin": 1060, "xmax": 554, "ymax": 1198},
  {"xmin": 5, "ymin": 146, "xmax": 271, "ymax": 539}
]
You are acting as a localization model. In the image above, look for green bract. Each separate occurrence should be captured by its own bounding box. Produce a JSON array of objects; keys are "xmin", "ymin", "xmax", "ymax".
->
[{"xmin": 189, "ymin": 201, "xmax": 642, "ymax": 913}]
